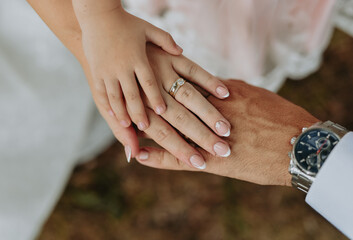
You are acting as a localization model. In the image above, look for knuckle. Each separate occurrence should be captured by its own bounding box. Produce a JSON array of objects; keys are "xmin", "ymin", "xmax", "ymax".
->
[
  {"xmin": 179, "ymin": 86, "xmax": 194, "ymax": 100},
  {"xmin": 144, "ymin": 78, "xmax": 155, "ymax": 88},
  {"xmin": 188, "ymin": 63, "xmax": 198, "ymax": 77},
  {"xmin": 175, "ymin": 112, "xmax": 188, "ymax": 125},
  {"xmin": 125, "ymin": 92, "xmax": 139, "ymax": 101},
  {"xmin": 155, "ymin": 127, "xmax": 172, "ymax": 142},
  {"xmin": 108, "ymin": 92, "xmax": 118, "ymax": 101}
]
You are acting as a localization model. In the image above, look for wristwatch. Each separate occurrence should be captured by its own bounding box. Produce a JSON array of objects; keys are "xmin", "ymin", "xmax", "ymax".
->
[{"xmin": 288, "ymin": 121, "xmax": 348, "ymax": 193}]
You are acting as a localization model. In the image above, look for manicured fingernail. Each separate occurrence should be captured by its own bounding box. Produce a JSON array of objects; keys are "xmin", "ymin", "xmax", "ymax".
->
[
  {"xmin": 124, "ymin": 145, "xmax": 131, "ymax": 163},
  {"xmin": 108, "ymin": 110, "xmax": 115, "ymax": 117},
  {"xmin": 213, "ymin": 142, "xmax": 231, "ymax": 157},
  {"xmin": 215, "ymin": 121, "xmax": 230, "ymax": 137},
  {"xmin": 190, "ymin": 155, "xmax": 206, "ymax": 170},
  {"xmin": 216, "ymin": 86, "xmax": 230, "ymax": 98},
  {"xmin": 155, "ymin": 105, "xmax": 166, "ymax": 115},
  {"xmin": 138, "ymin": 122, "xmax": 147, "ymax": 130},
  {"xmin": 138, "ymin": 150, "xmax": 149, "ymax": 160},
  {"xmin": 120, "ymin": 120, "xmax": 130, "ymax": 128}
]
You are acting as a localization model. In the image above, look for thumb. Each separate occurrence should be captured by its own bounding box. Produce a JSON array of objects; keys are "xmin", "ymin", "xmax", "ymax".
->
[
  {"xmin": 145, "ymin": 25, "xmax": 183, "ymax": 55},
  {"xmin": 136, "ymin": 147, "xmax": 195, "ymax": 171}
]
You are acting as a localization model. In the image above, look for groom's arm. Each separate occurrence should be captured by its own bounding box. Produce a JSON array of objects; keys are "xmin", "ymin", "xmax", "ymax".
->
[
  {"xmin": 136, "ymin": 80, "xmax": 319, "ymax": 185},
  {"xmin": 305, "ymin": 132, "xmax": 353, "ymax": 238},
  {"xmin": 135, "ymin": 80, "xmax": 353, "ymax": 238}
]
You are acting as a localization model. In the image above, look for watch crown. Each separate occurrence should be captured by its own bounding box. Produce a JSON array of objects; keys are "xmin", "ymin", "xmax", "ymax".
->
[
  {"xmin": 302, "ymin": 127, "xmax": 308, "ymax": 132},
  {"xmin": 288, "ymin": 151, "xmax": 292, "ymax": 158},
  {"xmin": 290, "ymin": 137, "xmax": 296, "ymax": 145}
]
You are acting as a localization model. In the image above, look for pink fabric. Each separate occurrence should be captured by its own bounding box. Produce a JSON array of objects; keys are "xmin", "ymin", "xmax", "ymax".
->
[{"xmin": 126, "ymin": 0, "xmax": 336, "ymax": 90}]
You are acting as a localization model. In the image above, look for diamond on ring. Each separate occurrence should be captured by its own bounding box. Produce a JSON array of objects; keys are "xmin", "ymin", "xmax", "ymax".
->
[{"xmin": 169, "ymin": 78, "xmax": 186, "ymax": 98}]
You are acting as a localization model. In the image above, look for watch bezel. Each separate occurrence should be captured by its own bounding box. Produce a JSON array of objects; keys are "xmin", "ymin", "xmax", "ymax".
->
[{"xmin": 291, "ymin": 126, "xmax": 342, "ymax": 177}]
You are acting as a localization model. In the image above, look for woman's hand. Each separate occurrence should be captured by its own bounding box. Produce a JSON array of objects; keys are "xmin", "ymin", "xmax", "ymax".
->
[
  {"xmin": 29, "ymin": 0, "xmax": 232, "ymax": 168},
  {"xmin": 135, "ymin": 80, "xmax": 319, "ymax": 186},
  {"xmin": 135, "ymin": 44, "xmax": 232, "ymax": 169},
  {"xmin": 72, "ymin": 0, "xmax": 183, "ymax": 130}
]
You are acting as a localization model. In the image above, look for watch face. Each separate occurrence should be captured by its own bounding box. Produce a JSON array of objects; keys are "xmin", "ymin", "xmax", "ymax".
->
[{"xmin": 294, "ymin": 129, "xmax": 339, "ymax": 174}]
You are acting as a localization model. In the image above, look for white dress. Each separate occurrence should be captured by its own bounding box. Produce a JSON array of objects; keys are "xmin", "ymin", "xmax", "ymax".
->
[{"xmin": 0, "ymin": 0, "xmax": 352, "ymax": 239}]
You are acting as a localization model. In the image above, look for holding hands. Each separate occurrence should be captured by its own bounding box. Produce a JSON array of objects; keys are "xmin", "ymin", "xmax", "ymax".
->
[{"xmin": 136, "ymin": 80, "xmax": 319, "ymax": 186}]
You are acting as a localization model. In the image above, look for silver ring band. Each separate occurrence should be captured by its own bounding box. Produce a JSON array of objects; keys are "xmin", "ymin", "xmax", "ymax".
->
[{"xmin": 169, "ymin": 78, "xmax": 185, "ymax": 98}]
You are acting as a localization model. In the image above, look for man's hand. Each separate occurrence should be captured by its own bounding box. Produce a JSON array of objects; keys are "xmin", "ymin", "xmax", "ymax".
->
[{"xmin": 136, "ymin": 80, "xmax": 319, "ymax": 186}]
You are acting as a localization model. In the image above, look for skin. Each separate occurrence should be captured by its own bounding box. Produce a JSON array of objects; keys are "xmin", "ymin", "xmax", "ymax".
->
[
  {"xmin": 136, "ymin": 80, "xmax": 320, "ymax": 186},
  {"xmin": 72, "ymin": 0, "xmax": 230, "ymax": 131},
  {"xmin": 27, "ymin": 0, "xmax": 231, "ymax": 169}
]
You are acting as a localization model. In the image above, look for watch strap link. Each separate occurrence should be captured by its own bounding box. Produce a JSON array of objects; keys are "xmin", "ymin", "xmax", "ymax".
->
[
  {"xmin": 291, "ymin": 173, "xmax": 312, "ymax": 193},
  {"xmin": 321, "ymin": 121, "xmax": 347, "ymax": 138}
]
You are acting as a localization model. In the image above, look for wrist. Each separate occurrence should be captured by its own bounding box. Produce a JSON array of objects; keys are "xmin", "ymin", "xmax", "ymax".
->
[
  {"xmin": 274, "ymin": 116, "xmax": 320, "ymax": 187},
  {"xmin": 72, "ymin": 0, "xmax": 123, "ymax": 23}
]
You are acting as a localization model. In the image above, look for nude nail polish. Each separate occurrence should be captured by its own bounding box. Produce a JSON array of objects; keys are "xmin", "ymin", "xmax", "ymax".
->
[
  {"xmin": 215, "ymin": 121, "xmax": 231, "ymax": 137},
  {"xmin": 138, "ymin": 122, "xmax": 147, "ymax": 130},
  {"xmin": 155, "ymin": 105, "xmax": 166, "ymax": 115},
  {"xmin": 216, "ymin": 86, "xmax": 230, "ymax": 98},
  {"xmin": 190, "ymin": 155, "xmax": 206, "ymax": 170},
  {"xmin": 213, "ymin": 142, "xmax": 231, "ymax": 157},
  {"xmin": 120, "ymin": 120, "xmax": 130, "ymax": 128},
  {"xmin": 138, "ymin": 150, "xmax": 149, "ymax": 160}
]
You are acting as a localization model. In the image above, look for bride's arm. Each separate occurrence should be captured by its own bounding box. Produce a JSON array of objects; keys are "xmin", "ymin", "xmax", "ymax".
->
[
  {"xmin": 27, "ymin": 0, "xmax": 232, "ymax": 168},
  {"xmin": 27, "ymin": 0, "xmax": 84, "ymax": 63},
  {"xmin": 27, "ymin": 0, "xmax": 141, "ymax": 155}
]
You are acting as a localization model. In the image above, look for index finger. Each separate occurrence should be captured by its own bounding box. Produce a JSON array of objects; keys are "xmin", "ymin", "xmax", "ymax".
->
[
  {"xmin": 172, "ymin": 55, "xmax": 230, "ymax": 99},
  {"xmin": 135, "ymin": 59, "xmax": 167, "ymax": 115},
  {"xmin": 142, "ymin": 108, "xmax": 208, "ymax": 170}
]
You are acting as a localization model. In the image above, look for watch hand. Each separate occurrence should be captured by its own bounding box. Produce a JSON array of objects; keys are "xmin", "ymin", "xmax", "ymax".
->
[{"xmin": 316, "ymin": 139, "xmax": 328, "ymax": 155}]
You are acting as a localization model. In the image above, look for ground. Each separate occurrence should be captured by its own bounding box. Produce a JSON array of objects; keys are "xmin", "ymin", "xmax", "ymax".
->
[{"xmin": 38, "ymin": 30, "xmax": 353, "ymax": 240}]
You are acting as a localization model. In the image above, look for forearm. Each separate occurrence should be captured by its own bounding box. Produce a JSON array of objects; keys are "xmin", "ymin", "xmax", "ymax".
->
[
  {"xmin": 27, "ymin": 0, "xmax": 90, "ymax": 80},
  {"xmin": 72, "ymin": 0, "xmax": 123, "ymax": 29},
  {"xmin": 72, "ymin": 0, "xmax": 122, "ymax": 16}
]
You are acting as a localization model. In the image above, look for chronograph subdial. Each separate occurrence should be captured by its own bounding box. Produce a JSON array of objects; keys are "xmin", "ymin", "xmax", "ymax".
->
[
  {"xmin": 294, "ymin": 128, "xmax": 340, "ymax": 174},
  {"xmin": 306, "ymin": 153, "xmax": 318, "ymax": 167}
]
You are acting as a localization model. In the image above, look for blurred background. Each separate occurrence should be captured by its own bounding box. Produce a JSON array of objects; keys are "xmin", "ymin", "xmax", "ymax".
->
[{"xmin": 38, "ymin": 29, "xmax": 353, "ymax": 240}]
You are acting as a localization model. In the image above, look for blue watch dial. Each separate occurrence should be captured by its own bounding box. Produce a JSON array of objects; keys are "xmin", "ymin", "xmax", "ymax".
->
[{"xmin": 294, "ymin": 129, "xmax": 339, "ymax": 174}]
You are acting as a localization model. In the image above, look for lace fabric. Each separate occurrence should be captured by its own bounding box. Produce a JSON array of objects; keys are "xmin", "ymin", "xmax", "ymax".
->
[{"xmin": 125, "ymin": 0, "xmax": 346, "ymax": 91}]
